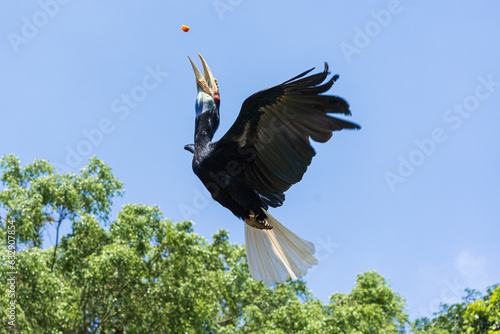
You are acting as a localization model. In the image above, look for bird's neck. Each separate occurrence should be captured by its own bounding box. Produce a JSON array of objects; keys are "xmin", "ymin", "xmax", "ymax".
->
[{"xmin": 194, "ymin": 111, "xmax": 219, "ymax": 150}]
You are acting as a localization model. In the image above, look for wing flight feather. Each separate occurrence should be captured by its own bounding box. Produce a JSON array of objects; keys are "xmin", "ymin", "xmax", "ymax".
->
[{"xmin": 214, "ymin": 63, "xmax": 360, "ymax": 196}]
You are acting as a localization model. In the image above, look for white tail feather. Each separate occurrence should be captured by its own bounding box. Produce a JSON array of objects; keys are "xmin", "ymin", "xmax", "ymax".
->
[{"xmin": 244, "ymin": 209, "xmax": 318, "ymax": 286}]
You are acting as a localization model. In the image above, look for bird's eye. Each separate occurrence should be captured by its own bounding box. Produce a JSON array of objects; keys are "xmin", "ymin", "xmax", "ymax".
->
[{"xmin": 201, "ymin": 96, "xmax": 214, "ymax": 108}]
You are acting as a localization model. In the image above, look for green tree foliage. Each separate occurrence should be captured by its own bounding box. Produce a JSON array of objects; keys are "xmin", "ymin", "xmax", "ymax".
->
[
  {"xmin": 463, "ymin": 285, "xmax": 500, "ymax": 333},
  {"xmin": 412, "ymin": 286, "xmax": 500, "ymax": 334},
  {"xmin": 6, "ymin": 154, "xmax": 498, "ymax": 333},
  {"xmin": 0, "ymin": 154, "xmax": 123, "ymax": 248},
  {"xmin": 327, "ymin": 271, "xmax": 408, "ymax": 333},
  {"xmin": 412, "ymin": 301, "xmax": 467, "ymax": 334}
]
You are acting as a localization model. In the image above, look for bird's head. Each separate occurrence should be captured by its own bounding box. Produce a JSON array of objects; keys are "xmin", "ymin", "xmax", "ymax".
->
[
  {"xmin": 189, "ymin": 54, "xmax": 220, "ymax": 118},
  {"xmin": 185, "ymin": 54, "xmax": 220, "ymax": 153}
]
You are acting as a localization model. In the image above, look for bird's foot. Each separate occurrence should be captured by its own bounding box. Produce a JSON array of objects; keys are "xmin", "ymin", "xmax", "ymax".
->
[{"xmin": 245, "ymin": 211, "xmax": 272, "ymax": 230}]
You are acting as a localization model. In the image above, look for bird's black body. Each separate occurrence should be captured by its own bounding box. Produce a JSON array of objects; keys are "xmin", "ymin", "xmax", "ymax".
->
[
  {"xmin": 186, "ymin": 60, "xmax": 360, "ymax": 229},
  {"xmin": 191, "ymin": 118, "xmax": 273, "ymax": 222}
]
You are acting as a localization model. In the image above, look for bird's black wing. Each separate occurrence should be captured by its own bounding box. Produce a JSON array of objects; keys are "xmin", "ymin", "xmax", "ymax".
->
[{"xmin": 213, "ymin": 63, "xmax": 360, "ymax": 196}]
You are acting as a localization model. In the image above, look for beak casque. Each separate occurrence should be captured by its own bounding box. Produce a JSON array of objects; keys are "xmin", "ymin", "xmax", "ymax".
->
[{"xmin": 188, "ymin": 54, "xmax": 219, "ymax": 96}]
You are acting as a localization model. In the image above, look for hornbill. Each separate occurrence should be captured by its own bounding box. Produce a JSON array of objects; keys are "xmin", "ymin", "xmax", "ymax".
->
[{"xmin": 185, "ymin": 54, "xmax": 360, "ymax": 286}]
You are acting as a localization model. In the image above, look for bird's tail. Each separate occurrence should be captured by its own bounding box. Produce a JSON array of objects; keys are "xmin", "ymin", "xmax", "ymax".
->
[{"xmin": 244, "ymin": 209, "xmax": 318, "ymax": 286}]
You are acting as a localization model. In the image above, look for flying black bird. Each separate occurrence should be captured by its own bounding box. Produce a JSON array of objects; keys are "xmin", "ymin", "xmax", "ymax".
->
[{"xmin": 185, "ymin": 54, "xmax": 360, "ymax": 286}]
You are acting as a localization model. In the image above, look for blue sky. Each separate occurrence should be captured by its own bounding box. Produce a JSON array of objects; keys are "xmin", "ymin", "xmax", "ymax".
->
[{"xmin": 1, "ymin": 0, "xmax": 499, "ymax": 320}]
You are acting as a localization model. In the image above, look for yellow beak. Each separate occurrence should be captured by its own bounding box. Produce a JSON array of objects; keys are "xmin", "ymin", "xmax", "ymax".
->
[{"xmin": 188, "ymin": 54, "xmax": 219, "ymax": 96}]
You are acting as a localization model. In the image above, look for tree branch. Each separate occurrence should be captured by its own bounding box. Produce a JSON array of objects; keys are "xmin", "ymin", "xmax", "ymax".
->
[{"xmin": 50, "ymin": 207, "xmax": 67, "ymax": 271}]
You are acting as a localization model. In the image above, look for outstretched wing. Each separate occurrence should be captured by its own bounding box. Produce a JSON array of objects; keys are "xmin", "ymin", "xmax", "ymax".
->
[{"xmin": 213, "ymin": 63, "xmax": 360, "ymax": 196}]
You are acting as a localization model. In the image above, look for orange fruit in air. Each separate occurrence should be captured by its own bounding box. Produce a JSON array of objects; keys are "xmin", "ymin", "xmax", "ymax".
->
[{"xmin": 181, "ymin": 25, "xmax": 190, "ymax": 32}]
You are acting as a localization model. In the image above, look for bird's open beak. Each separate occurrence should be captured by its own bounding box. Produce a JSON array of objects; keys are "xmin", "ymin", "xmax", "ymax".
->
[{"xmin": 188, "ymin": 54, "xmax": 219, "ymax": 97}]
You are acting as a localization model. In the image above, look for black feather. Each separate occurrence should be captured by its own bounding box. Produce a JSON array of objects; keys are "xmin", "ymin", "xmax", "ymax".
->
[{"xmin": 189, "ymin": 62, "xmax": 360, "ymax": 220}]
